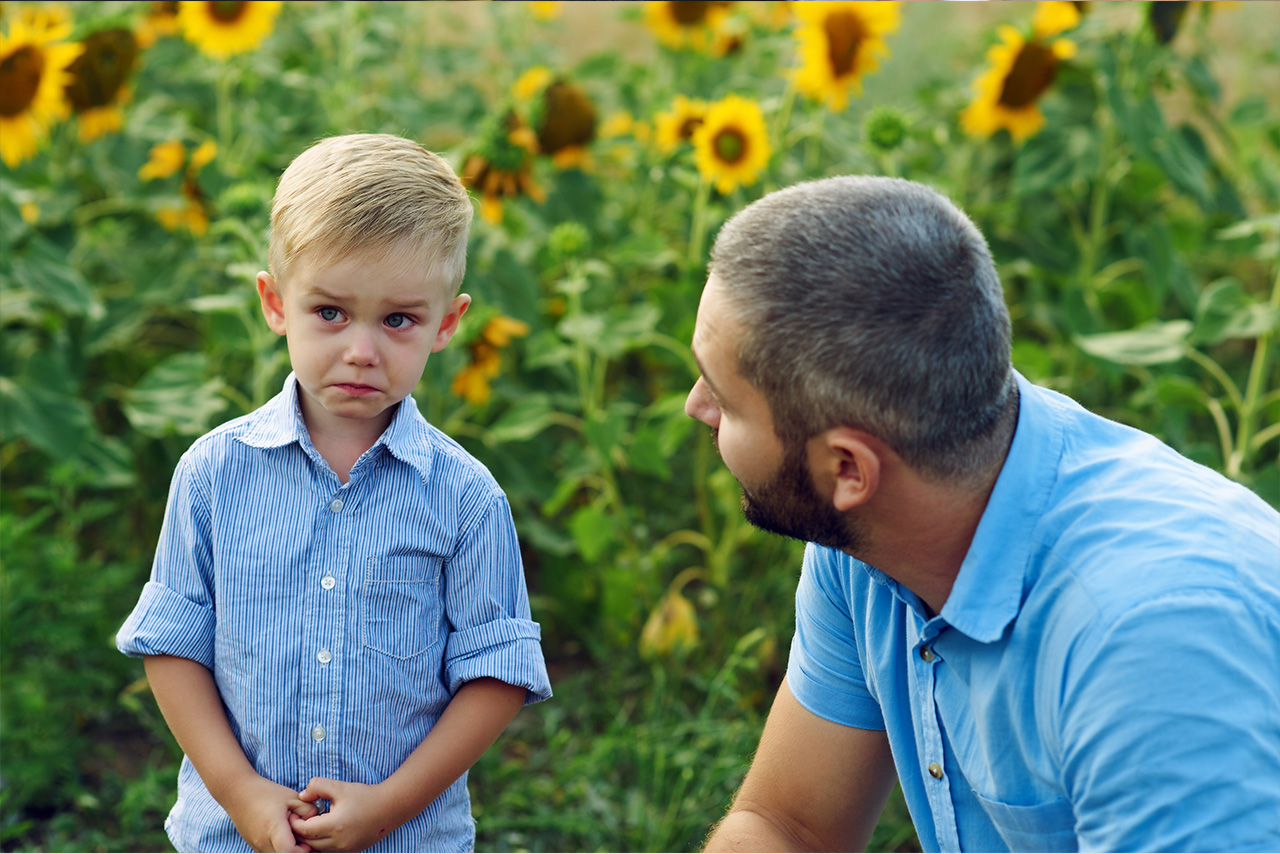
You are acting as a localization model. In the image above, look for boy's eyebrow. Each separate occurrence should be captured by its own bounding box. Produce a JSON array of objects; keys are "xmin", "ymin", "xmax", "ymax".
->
[{"xmin": 303, "ymin": 286, "xmax": 432, "ymax": 311}]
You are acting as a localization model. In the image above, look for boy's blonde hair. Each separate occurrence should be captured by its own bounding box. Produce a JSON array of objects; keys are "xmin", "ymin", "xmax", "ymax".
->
[{"xmin": 269, "ymin": 133, "xmax": 473, "ymax": 294}]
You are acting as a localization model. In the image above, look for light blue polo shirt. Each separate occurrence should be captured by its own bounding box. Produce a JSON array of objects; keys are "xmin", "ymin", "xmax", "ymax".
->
[{"xmin": 787, "ymin": 372, "xmax": 1280, "ymax": 852}]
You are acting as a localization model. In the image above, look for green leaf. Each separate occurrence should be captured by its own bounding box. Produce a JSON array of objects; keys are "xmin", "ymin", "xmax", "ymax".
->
[
  {"xmin": 585, "ymin": 410, "xmax": 627, "ymax": 465},
  {"xmin": 0, "ymin": 377, "xmax": 93, "ymax": 458},
  {"xmin": 1191, "ymin": 278, "xmax": 1280, "ymax": 345},
  {"xmin": 122, "ymin": 352, "xmax": 229, "ymax": 437},
  {"xmin": 568, "ymin": 503, "xmax": 613, "ymax": 563},
  {"xmin": 486, "ymin": 394, "xmax": 558, "ymax": 443},
  {"xmin": 1075, "ymin": 320, "xmax": 1192, "ymax": 365}
]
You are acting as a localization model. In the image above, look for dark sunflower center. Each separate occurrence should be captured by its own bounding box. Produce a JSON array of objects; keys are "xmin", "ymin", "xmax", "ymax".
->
[
  {"xmin": 672, "ymin": 1, "xmax": 712, "ymax": 26},
  {"xmin": 537, "ymin": 81, "xmax": 596, "ymax": 154},
  {"xmin": 998, "ymin": 40, "xmax": 1059, "ymax": 109},
  {"xmin": 714, "ymin": 128, "xmax": 746, "ymax": 164},
  {"xmin": 678, "ymin": 116, "xmax": 704, "ymax": 141},
  {"xmin": 66, "ymin": 29, "xmax": 139, "ymax": 111},
  {"xmin": 0, "ymin": 45, "xmax": 44, "ymax": 117},
  {"xmin": 825, "ymin": 10, "xmax": 868, "ymax": 78},
  {"xmin": 210, "ymin": 1, "xmax": 248, "ymax": 23}
]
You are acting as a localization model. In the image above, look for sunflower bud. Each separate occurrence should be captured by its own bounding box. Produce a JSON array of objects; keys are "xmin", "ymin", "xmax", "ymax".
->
[
  {"xmin": 864, "ymin": 106, "xmax": 908, "ymax": 153},
  {"xmin": 640, "ymin": 589, "xmax": 700, "ymax": 659}
]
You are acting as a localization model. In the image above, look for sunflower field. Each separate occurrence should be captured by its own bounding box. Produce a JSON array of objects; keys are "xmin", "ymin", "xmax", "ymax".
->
[{"xmin": 2, "ymin": 1, "xmax": 1278, "ymax": 851}]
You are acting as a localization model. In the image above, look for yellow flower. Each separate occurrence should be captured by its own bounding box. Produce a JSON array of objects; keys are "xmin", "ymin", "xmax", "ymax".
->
[
  {"xmin": 65, "ymin": 28, "xmax": 139, "ymax": 143},
  {"xmin": 692, "ymin": 94, "xmax": 771, "ymax": 195},
  {"xmin": 139, "ymin": 139, "xmax": 187, "ymax": 180},
  {"xmin": 960, "ymin": 24, "xmax": 1077, "ymax": 144},
  {"xmin": 512, "ymin": 65, "xmax": 552, "ymax": 101},
  {"xmin": 640, "ymin": 588, "xmax": 699, "ymax": 659},
  {"xmin": 1032, "ymin": 1, "xmax": 1081, "ymax": 38},
  {"xmin": 157, "ymin": 177, "xmax": 211, "ymax": 236},
  {"xmin": 137, "ymin": 1, "xmax": 181, "ymax": 49},
  {"xmin": 177, "ymin": 0, "xmax": 283, "ymax": 60},
  {"xmin": 534, "ymin": 79, "xmax": 596, "ymax": 170},
  {"xmin": 791, "ymin": 1, "xmax": 902, "ymax": 112},
  {"xmin": 450, "ymin": 315, "xmax": 530, "ymax": 406},
  {"xmin": 654, "ymin": 95, "xmax": 708, "ymax": 154},
  {"xmin": 644, "ymin": 1, "xmax": 732, "ymax": 53},
  {"xmin": 189, "ymin": 138, "xmax": 217, "ymax": 172},
  {"xmin": 20, "ymin": 200, "xmax": 39, "ymax": 224},
  {"xmin": 0, "ymin": 14, "xmax": 83, "ymax": 168},
  {"xmin": 528, "ymin": 1, "xmax": 563, "ymax": 22},
  {"xmin": 463, "ymin": 113, "xmax": 545, "ymax": 226}
]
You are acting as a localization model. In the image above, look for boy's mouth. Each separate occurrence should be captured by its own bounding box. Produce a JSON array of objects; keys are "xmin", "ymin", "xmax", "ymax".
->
[{"xmin": 334, "ymin": 383, "xmax": 379, "ymax": 397}]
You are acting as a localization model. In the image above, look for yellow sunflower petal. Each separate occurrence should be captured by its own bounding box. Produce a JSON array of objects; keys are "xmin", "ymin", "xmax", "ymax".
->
[
  {"xmin": 139, "ymin": 139, "xmax": 187, "ymax": 180},
  {"xmin": 177, "ymin": 0, "xmax": 282, "ymax": 60},
  {"xmin": 692, "ymin": 93, "xmax": 771, "ymax": 195},
  {"xmin": 0, "ymin": 17, "xmax": 84, "ymax": 167},
  {"xmin": 513, "ymin": 66, "xmax": 552, "ymax": 101},
  {"xmin": 1032, "ymin": 1, "xmax": 1081, "ymax": 39}
]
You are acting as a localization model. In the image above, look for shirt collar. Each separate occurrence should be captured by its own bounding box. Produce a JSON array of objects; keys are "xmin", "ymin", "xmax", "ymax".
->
[
  {"xmin": 234, "ymin": 373, "xmax": 436, "ymax": 483},
  {"xmin": 939, "ymin": 371, "xmax": 1064, "ymax": 643}
]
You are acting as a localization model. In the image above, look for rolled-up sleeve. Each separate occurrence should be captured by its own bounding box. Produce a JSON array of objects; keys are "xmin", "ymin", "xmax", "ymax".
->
[
  {"xmin": 116, "ymin": 451, "xmax": 217, "ymax": 670},
  {"xmin": 442, "ymin": 493, "xmax": 552, "ymax": 704}
]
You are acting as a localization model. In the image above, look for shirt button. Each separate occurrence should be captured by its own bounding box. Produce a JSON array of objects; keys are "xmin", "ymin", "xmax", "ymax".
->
[
  {"xmin": 317, "ymin": 649, "xmax": 332, "ymax": 665},
  {"xmin": 328, "ymin": 498, "xmax": 343, "ymax": 513},
  {"xmin": 928, "ymin": 762, "xmax": 944, "ymax": 779},
  {"xmin": 320, "ymin": 575, "xmax": 336, "ymax": 590},
  {"xmin": 311, "ymin": 725, "xmax": 326, "ymax": 741},
  {"xmin": 920, "ymin": 647, "xmax": 936, "ymax": 662}
]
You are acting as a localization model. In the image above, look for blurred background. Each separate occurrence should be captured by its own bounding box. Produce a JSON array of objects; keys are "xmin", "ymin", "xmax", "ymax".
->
[{"xmin": 2, "ymin": 1, "xmax": 1277, "ymax": 851}]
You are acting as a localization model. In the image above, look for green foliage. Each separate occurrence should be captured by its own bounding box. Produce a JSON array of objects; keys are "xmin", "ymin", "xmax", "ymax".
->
[{"xmin": 2, "ymin": 2, "xmax": 1277, "ymax": 851}]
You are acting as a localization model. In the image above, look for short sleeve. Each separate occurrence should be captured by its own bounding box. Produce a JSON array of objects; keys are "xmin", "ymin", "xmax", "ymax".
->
[
  {"xmin": 115, "ymin": 451, "xmax": 218, "ymax": 669},
  {"xmin": 785, "ymin": 544, "xmax": 885, "ymax": 730},
  {"xmin": 442, "ymin": 493, "xmax": 552, "ymax": 705},
  {"xmin": 1060, "ymin": 590, "xmax": 1280, "ymax": 853}
]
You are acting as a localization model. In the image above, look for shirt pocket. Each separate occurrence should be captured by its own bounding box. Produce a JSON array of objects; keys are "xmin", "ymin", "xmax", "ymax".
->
[
  {"xmin": 973, "ymin": 789, "xmax": 1078, "ymax": 853},
  {"xmin": 362, "ymin": 555, "xmax": 443, "ymax": 660}
]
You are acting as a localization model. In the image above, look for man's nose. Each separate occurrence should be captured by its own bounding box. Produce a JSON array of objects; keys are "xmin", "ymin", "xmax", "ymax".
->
[{"xmin": 685, "ymin": 377, "xmax": 719, "ymax": 427}]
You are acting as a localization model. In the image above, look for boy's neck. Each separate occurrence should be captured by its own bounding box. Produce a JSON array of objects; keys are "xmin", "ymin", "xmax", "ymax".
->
[{"xmin": 298, "ymin": 394, "xmax": 396, "ymax": 484}]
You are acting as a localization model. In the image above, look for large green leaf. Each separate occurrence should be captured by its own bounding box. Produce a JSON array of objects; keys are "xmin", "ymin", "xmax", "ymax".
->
[
  {"xmin": 0, "ymin": 377, "xmax": 93, "ymax": 459},
  {"xmin": 1075, "ymin": 320, "xmax": 1192, "ymax": 365},
  {"xmin": 121, "ymin": 352, "xmax": 229, "ymax": 437},
  {"xmin": 1191, "ymin": 278, "xmax": 1280, "ymax": 346}
]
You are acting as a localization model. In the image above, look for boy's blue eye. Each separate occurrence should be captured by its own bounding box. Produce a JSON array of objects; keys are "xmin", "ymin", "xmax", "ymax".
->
[
  {"xmin": 385, "ymin": 313, "xmax": 410, "ymax": 329},
  {"xmin": 318, "ymin": 307, "xmax": 341, "ymax": 322}
]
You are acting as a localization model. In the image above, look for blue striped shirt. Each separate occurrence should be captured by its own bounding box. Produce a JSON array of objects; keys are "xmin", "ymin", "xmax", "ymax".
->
[{"xmin": 117, "ymin": 374, "xmax": 552, "ymax": 853}]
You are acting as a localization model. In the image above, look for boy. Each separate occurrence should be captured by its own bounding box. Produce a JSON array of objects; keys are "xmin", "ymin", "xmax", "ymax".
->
[{"xmin": 117, "ymin": 133, "xmax": 552, "ymax": 853}]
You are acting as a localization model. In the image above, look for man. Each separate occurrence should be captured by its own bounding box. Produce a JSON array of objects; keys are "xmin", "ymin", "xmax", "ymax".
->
[{"xmin": 686, "ymin": 176, "xmax": 1280, "ymax": 853}]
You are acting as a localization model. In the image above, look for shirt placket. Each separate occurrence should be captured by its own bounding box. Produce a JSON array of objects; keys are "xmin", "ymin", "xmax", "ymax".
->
[
  {"xmin": 299, "ymin": 475, "xmax": 354, "ymax": 789},
  {"xmin": 913, "ymin": 615, "xmax": 961, "ymax": 851}
]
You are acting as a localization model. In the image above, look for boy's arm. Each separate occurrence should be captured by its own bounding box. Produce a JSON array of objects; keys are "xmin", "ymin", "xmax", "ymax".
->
[
  {"xmin": 144, "ymin": 655, "xmax": 320, "ymax": 854},
  {"xmin": 288, "ymin": 676, "xmax": 526, "ymax": 852}
]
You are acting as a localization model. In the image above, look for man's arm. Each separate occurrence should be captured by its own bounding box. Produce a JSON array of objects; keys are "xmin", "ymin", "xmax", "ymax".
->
[
  {"xmin": 288, "ymin": 676, "xmax": 526, "ymax": 852},
  {"xmin": 704, "ymin": 678, "xmax": 898, "ymax": 852},
  {"xmin": 143, "ymin": 654, "xmax": 319, "ymax": 853}
]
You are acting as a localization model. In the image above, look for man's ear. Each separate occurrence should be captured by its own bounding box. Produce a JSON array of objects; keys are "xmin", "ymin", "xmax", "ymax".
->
[
  {"xmin": 257, "ymin": 272, "xmax": 287, "ymax": 336},
  {"xmin": 814, "ymin": 427, "xmax": 882, "ymax": 512},
  {"xmin": 432, "ymin": 293, "xmax": 471, "ymax": 352}
]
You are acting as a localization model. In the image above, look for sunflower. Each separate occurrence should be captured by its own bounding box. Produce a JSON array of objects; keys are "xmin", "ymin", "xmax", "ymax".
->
[
  {"xmin": 141, "ymin": 138, "xmax": 217, "ymax": 234},
  {"xmin": 791, "ymin": 1, "xmax": 902, "ymax": 112},
  {"xmin": 528, "ymin": 2, "xmax": 563, "ymax": 22},
  {"xmin": 0, "ymin": 14, "xmax": 83, "ymax": 168},
  {"xmin": 532, "ymin": 78, "xmax": 596, "ymax": 169},
  {"xmin": 137, "ymin": 1, "xmax": 181, "ymax": 49},
  {"xmin": 65, "ymin": 28, "xmax": 139, "ymax": 143},
  {"xmin": 959, "ymin": 20, "xmax": 1077, "ymax": 144},
  {"xmin": 512, "ymin": 65, "xmax": 552, "ymax": 101},
  {"xmin": 644, "ymin": 1, "xmax": 733, "ymax": 53},
  {"xmin": 462, "ymin": 111, "xmax": 545, "ymax": 225},
  {"xmin": 450, "ymin": 315, "xmax": 530, "ymax": 406},
  {"xmin": 157, "ymin": 177, "xmax": 211, "ymax": 236},
  {"xmin": 177, "ymin": 0, "xmax": 283, "ymax": 60},
  {"xmin": 692, "ymin": 94, "xmax": 771, "ymax": 195},
  {"xmin": 654, "ymin": 95, "xmax": 708, "ymax": 154}
]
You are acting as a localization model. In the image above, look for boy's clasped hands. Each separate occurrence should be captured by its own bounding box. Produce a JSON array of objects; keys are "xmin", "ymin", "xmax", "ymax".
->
[{"xmin": 227, "ymin": 774, "xmax": 396, "ymax": 853}]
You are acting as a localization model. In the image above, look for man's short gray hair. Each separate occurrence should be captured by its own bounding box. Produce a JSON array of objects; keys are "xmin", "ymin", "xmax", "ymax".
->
[{"xmin": 709, "ymin": 176, "xmax": 1015, "ymax": 483}]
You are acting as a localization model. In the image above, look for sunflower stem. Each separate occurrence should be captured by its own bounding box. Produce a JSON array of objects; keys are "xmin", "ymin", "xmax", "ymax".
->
[
  {"xmin": 1231, "ymin": 264, "xmax": 1280, "ymax": 478},
  {"xmin": 215, "ymin": 62, "xmax": 234, "ymax": 172},
  {"xmin": 688, "ymin": 176, "xmax": 712, "ymax": 270}
]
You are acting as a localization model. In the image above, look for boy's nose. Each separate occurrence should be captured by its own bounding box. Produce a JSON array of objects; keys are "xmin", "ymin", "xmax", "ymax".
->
[
  {"xmin": 344, "ymin": 329, "xmax": 380, "ymax": 366},
  {"xmin": 685, "ymin": 377, "xmax": 719, "ymax": 428}
]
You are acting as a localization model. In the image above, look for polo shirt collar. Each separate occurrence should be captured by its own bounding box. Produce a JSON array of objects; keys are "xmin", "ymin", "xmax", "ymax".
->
[
  {"xmin": 235, "ymin": 374, "xmax": 436, "ymax": 483},
  {"xmin": 939, "ymin": 371, "xmax": 1063, "ymax": 643}
]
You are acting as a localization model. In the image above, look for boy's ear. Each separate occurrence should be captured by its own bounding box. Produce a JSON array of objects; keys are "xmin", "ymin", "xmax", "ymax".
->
[
  {"xmin": 814, "ymin": 427, "xmax": 881, "ymax": 512},
  {"xmin": 257, "ymin": 272, "xmax": 287, "ymax": 336},
  {"xmin": 432, "ymin": 294, "xmax": 471, "ymax": 352}
]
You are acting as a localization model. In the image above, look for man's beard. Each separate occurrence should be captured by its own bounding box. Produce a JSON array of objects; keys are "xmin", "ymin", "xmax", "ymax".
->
[{"xmin": 714, "ymin": 429, "xmax": 868, "ymax": 554}]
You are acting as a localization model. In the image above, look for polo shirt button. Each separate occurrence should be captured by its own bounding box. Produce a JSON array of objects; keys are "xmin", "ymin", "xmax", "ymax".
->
[
  {"xmin": 321, "ymin": 575, "xmax": 336, "ymax": 590},
  {"xmin": 317, "ymin": 649, "xmax": 332, "ymax": 664},
  {"xmin": 928, "ymin": 762, "xmax": 944, "ymax": 779},
  {"xmin": 311, "ymin": 726, "xmax": 326, "ymax": 741},
  {"xmin": 328, "ymin": 498, "xmax": 343, "ymax": 513},
  {"xmin": 920, "ymin": 647, "xmax": 936, "ymax": 662}
]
